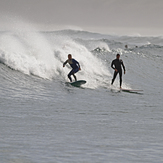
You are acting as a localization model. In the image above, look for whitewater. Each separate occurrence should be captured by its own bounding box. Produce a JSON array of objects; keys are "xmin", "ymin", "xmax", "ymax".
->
[{"xmin": 0, "ymin": 23, "xmax": 163, "ymax": 162}]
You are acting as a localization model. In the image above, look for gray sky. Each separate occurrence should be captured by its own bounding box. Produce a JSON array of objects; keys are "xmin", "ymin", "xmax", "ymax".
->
[{"xmin": 0, "ymin": 0, "xmax": 163, "ymax": 35}]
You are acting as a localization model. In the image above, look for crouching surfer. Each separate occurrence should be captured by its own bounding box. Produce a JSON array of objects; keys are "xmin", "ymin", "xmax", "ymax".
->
[{"xmin": 63, "ymin": 54, "xmax": 81, "ymax": 82}]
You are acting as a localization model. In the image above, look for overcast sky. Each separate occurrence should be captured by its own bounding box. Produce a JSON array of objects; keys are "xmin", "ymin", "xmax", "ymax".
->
[{"xmin": 0, "ymin": 0, "xmax": 163, "ymax": 35}]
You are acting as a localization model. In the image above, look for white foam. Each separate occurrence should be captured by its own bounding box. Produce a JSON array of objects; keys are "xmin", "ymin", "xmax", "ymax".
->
[
  {"xmin": 0, "ymin": 16, "xmax": 112, "ymax": 88},
  {"xmin": 51, "ymin": 36, "xmax": 112, "ymax": 88}
]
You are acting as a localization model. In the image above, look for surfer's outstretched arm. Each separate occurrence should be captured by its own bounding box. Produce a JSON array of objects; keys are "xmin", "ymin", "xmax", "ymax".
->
[{"xmin": 63, "ymin": 60, "xmax": 68, "ymax": 67}]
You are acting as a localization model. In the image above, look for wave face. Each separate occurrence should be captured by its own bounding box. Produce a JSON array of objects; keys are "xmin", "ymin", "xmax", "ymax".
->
[
  {"xmin": 0, "ymin": 30, "xmax": 113, "ymax": 88},
  {"xmin": 1, "ymin": 20, "xmax": 163, "ymax": 163},
  {"xmin": 1, "ymin": 29, "xmax": 163, "ymax": 89}
]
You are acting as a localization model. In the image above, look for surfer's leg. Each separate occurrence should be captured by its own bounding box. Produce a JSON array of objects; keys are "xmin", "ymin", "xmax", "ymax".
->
[
  {"xmin": 119, "ymin": 70, "xmax": 122, "ymax": 87},
  {"xmin": 72, "ymin": 68, "xmax": 79, "ymax": 81},
  {"xmin": 68, "ymin": 70, "xmax": 73, "ymax": 82},
  {"xmin": 73, "ymin": 74, "xmax": 77, "ymax": 81},
  {"xmin": 68, "ymin": 74, "xmax": 72, "ymax": 82},
  {"xmin": 111, "ymin": 71, "xmax": 118, "ymax": 85}
]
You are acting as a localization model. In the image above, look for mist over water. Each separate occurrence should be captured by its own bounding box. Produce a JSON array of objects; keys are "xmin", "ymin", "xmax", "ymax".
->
[{"xmin": 0, "ymin": 17, "xmax": 163, "ymax": 163}]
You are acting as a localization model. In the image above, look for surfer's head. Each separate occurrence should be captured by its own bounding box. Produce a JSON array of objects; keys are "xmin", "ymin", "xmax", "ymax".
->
[
  {"xmin": 68, "ymin": 54, "xmax": 72, "ymax": 60},
  {"xmin": 116, "ymin": 54, "xmax": 120, "ymax": 59}
]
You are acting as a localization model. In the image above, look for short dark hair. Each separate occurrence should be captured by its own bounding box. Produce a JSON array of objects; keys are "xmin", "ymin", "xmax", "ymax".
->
[{"xmin": 116, "ymin": 54, "xmax": 120, "ymax": 56}]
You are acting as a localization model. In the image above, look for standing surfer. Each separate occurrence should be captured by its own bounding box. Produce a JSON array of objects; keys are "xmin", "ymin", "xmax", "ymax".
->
[
  {"xmin": 111, "ymin": 54, "xmax": 126, "ymax": 88},
  {"xmin": 63, "ymin": 54, "xmax": 81, "ymax": 82}
]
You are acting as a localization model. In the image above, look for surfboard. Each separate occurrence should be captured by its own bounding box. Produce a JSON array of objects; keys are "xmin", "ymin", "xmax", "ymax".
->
[
  {"xmin": 69, "ymin": 80, "xmax": 86, "ymax": 87},
  {"xmin": 121, "ymin": 88, "xmax": 143, "ymax": 94}
]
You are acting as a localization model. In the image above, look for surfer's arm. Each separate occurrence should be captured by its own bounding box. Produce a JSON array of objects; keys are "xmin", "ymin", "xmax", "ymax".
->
[
  {"xmin": 111, "ymin": 61, "xmax": 118, "ymax": 72},
  {"xmin": 77, "ymin": 61, "xmax": 81, "ymax": 70},
  {"xmin": 111, "ymin": 61, "xmax": 115, "ymax": 70},
  {"xmin": 121, "ymin": 61, "xmax": 126, "ymax": 72},
  {"xmin": 63, "ymin": 60, "xmax": 68, "ymax": 67},
  {"xmin": 73, "ymin": 59, "xmax": 81, "ymax": 70}
]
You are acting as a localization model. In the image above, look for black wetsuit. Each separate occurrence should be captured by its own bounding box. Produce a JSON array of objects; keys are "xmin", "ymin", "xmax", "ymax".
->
[{"xmin": 111, "ymin": 59, "xmax": 126, "ymax": 87}]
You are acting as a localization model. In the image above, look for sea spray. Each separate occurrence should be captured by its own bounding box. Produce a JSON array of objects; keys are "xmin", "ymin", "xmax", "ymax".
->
[
  {"xmin": 0, "ymin": 31, "xmax": 61, "ymax": 79},
  {"xmin": 0, "ymin": 16, "xmax": 113, "ymax": 88},
  {"xmin": 0, "ymin": 15, "xmax": 63, "ymax": 79}
]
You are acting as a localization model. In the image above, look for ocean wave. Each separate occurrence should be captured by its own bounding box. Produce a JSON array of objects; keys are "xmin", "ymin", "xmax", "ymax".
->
[{"xmin": 0, "ymin": 26, "xmax": 163, "ymax": 90}]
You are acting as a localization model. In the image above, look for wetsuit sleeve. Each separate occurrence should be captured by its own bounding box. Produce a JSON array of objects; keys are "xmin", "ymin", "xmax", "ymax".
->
[
  {"xmin": 73, "ymin": 59, "xmax": 80, "ymax": 68},
  {"xmin": 63, "ymin": 60, "xmax": 68, "ymax": 67},
  {"xmin": 121, "ymin": 61, "xmax": 126, "ymax": 71},
  {"xmin": 111, "ymin": 60, "xmax": 115, "ymax": 70}
]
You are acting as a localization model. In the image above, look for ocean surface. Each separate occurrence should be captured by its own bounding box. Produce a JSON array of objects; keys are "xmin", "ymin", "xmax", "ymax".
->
[{"xmin": 0, "ymin": 28, "xmax": 163, "ymax": 163}]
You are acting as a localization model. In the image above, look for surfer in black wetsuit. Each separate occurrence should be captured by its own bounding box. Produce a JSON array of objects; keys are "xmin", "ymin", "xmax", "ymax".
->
[
  {"xmin": 63, "ymin": 54, "xmax": 81, "ymax": 82},
  {"xmin": 111, "ymin": 54, "xmax": 126, "ymax": 88}
]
